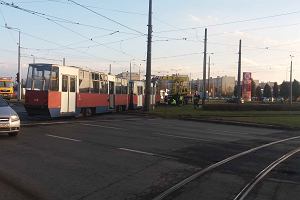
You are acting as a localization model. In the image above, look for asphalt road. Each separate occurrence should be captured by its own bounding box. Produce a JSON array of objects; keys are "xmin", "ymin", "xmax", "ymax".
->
[{"xmin": 1, "ymin": 114, "xmax": 300, "ymax": 200}]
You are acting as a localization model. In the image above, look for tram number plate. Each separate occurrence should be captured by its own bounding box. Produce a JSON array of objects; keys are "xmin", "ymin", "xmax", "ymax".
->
[{"xmin": 0, "ymin": 124, "xmax": 9, "ymax": 128}]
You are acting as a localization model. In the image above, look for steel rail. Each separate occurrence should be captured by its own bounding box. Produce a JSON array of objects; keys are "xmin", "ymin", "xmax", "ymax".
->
[
  {"xmin": 233, "ymin": 146, "xmax": 300, "ymax": 200},
  {"xmin": 152, "ymin": 135, "xmax": 300, "ymax": 200}
]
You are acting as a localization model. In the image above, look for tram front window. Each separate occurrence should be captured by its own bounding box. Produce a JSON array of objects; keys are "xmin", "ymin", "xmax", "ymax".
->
[{"xmin": 26, "ymin": 65, "xmax": 59, "ymax": 91}]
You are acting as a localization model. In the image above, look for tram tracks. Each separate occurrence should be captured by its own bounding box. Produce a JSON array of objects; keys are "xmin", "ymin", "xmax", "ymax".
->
[
  {"xmin": 152, "ymin": 135, "xmax": 300, "ymax": 200},
  {"xmin": 233, "ymin": 146, "xmax": 300, "ymax": 200}
]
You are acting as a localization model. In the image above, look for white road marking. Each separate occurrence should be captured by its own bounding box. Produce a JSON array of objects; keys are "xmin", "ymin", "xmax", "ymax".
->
[
  {"xmin": 80, "ymin": 123, "xmax": 123, "ymax": 130},
  {"xmin": 118, "ymin": 148, "xmax": 176, "ymax": 160},
  {"xmin": 119, "ymin": 148, "xmax": 155, "ymax": 156},
  {"xmin": 46, "ymin": 134, "xmax": 81, "ymax": 142}
]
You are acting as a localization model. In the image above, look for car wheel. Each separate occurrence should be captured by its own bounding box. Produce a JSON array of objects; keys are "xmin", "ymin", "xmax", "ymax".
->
[{"xmin": 8, "ymin": 132, "xmax": 19, "ymax": 137}]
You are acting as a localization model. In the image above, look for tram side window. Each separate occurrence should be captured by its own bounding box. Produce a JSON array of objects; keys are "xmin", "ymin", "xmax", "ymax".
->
[
  {"xmin": 50, "ymin": 67, "xmax": 59, "ymax": 91},
  {"xmin": 100, "ymin": 82, "xmax": 108, "ymax": 94},
  {"xmin": 116, "ymin": 83, "xmax": 122, "ymax": 94},
  {"xmin": 92, "ymin": 81, "xmax": 100, "ymax": 93},
  {"xmin": 122, "ymin": 86, "xmax": 128, "ymax": 94},
  {"xmin": 79, "ymin": 71, "xmax": 90, "ymax": 93},
  {"xmin": 62, "ymin": 75, "xmax": 68, "ymax": 92},
  {"xmin": 91, "ymin": 73, "xmax": 100, "ymax": 93}
]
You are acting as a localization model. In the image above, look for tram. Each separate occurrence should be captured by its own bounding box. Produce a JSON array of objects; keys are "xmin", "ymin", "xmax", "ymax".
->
[{"xmin": 24, "ymin": 63, "xmax": 159, "ymax": 118}]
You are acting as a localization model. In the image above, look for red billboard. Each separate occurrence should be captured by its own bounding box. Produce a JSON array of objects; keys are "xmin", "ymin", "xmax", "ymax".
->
[{"xmin": 242, "ymin": 72, "xmax": 252, "ymax": 101}]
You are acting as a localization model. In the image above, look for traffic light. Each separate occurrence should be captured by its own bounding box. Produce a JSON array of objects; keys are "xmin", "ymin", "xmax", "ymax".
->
[{"xmin": 16, "ymin": 73, "xmax": 19, "ymax": 83}]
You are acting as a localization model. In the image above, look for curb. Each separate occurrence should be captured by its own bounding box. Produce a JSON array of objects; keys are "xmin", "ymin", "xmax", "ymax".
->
[
  {"xmin": 123, "ymin": 112, "xmax": 299, "ymax": 131},
  {"xmin": 21, "ymin": 121, "xmax": 74, "ymax": 127},
  {"xmin": 179, "ymin": 117, "xmax": 298, "ymax": 131}
]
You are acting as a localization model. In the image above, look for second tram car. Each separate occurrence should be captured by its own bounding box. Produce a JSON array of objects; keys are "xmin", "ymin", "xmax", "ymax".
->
[{"xmin": 25, "ymin": 64, "xmax": 159, "ymax": 118}]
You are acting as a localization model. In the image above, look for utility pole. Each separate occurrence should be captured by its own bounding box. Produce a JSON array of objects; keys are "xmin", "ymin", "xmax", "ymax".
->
[
  {"xmin": 109, "ymin": 64, "xmax": 112, "ymax": 75},
  {"xmin": 144, "ymin": 0, "xmax": 153, "ymax": 111},
  {"xmin": 237, "ymin": 39, "xmax": 242, "ymax": 102},
  {"xmin": 202, "ymin": 28, "xmax": 207, "ymax": 105},
  {"xmin": 290, "ymin": 55, "xmax": 294, "ymax": 105},
  {"xmin": 63, "ymin": 58, "xmax": 66, "ymax": 66}
]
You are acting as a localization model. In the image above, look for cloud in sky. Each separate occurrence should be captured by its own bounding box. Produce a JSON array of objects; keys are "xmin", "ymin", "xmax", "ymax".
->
[{"xmin": 188, "ymin": 15, "xmax": 220, "ymax": 25}]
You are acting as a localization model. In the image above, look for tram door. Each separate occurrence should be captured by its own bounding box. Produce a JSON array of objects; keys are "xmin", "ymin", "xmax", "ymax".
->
[
  {"xmin": 109, "ymin": 81, "xmax": 115, "ymax": 109},
  {"xmin": 61, "ymin": 75, "xmax": 76, "ymax": 114},
  {"xmin": 137, "ymin": 86, "xmax": 143, "ymax": 107}
]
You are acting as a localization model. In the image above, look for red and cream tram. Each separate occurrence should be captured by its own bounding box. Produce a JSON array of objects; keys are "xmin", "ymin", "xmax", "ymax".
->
[{"xmin": 25, "ymin": 64, "xmax": 159, "ymax": 118}]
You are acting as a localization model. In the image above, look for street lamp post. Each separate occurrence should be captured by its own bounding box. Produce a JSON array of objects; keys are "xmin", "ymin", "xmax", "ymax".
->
[
  {"xmin": 207, "ymin": 53, "xmax": 214, "ymax": 101},
  {"xmin": 129, "ymin": 59, "xmax": 135, "ymax": 110},
  {"xmin": 130, "ymin": 59, "xmax": 135, "ymax": 81},
  {"xmin": 6, "ymin": 25, "xmax": 22, "ymax": 101},
  {"xmin": 31, "ymin": 54, "xmax": 35, "ymax": 64},
  {"xmin": 290, "ymin": 55, "xmax": 294, "ymax": 105}
]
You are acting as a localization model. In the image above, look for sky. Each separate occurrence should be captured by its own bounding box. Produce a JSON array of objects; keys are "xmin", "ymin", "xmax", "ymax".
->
[{"xmin": 1, "ymin": 0, "xmax": 300, "ymax": 83}]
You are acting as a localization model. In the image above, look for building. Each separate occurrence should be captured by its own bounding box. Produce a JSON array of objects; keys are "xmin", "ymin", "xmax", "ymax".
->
[
  {"xmin": 116, "ymin": 72, "xmax": 141, "ymax": 81},
  {"xmin": 192, "ymin": 76, "xmax": 235, "ymax": 97}
]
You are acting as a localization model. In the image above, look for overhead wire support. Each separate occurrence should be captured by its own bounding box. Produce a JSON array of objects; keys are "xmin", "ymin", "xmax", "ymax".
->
[
  {"xmin": 67, "ymin": 0, "xmax": 145, "ymax": 36},
  {"xmin": 144, "ymin": 0, "xmax": 152, "ymax": 112}
]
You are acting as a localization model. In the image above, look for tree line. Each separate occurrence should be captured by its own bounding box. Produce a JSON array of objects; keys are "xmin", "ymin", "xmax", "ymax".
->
[{"xmin": 234, "ymin": 79, "xmax": 300, "ymax": 100}]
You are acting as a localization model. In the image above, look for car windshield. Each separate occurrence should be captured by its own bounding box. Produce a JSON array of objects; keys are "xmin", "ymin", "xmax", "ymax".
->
[
  {"xmin": 0, "ymin": 97, "xmax": 8, "ymax": 107},
  {"xmin": 0, "ymin": 81, "xmax": 13, "ymax": 88}
]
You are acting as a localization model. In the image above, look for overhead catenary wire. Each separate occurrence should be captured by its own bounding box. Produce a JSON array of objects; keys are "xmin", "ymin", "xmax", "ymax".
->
[
  {"xmin": 0, "ymin": 1, "xmax": 141, "ymax": 58},
  {"xmin": 18, "ymin": 0, "xmax": 148, "ymax": 16},
  {"xmin": 0, "ymin": 1, "xmax": 141, "ymax": 36},
  {"xmin": 155, "ymin": 10, "xmax": 300, "ymax": 33},
  {"xmin": 0, "ymin": 25, "xmax": 127, "ymax": 63},
  {"xmin": 67, "ymin": 0, "xmax": 145, "ymax": 35},
  {"xmin": 0, "ymin": 6, "xmax": 17, "ymax": 43}
]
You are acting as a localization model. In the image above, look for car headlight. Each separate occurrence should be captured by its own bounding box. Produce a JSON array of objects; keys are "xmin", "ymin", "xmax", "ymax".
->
[{"xmin": 10, "ymin": 115, "xmax": 20, "ymax": 122}]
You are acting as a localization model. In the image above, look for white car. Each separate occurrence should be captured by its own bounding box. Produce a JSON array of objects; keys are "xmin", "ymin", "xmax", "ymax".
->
[{"xmin": 0, "ymin": 96, "xmax": 20, "ymax": 136}]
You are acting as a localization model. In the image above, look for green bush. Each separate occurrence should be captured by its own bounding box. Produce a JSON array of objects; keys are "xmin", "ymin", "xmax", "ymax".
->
[{"xmin": 202, "ymin": 104, "xmax": 300, "ymax": 111}]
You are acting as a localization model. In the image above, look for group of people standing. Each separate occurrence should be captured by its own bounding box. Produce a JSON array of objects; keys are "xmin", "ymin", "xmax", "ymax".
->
[{"xmin": 163, "ymin": 91, "xmax": 202, "ymax": 108}]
